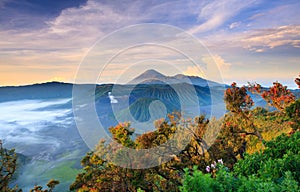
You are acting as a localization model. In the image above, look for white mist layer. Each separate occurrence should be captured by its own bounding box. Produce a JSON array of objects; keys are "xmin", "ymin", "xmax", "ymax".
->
[{"xmin": 0, "ymin": 98, "xmax": 73, "ymax": 154}]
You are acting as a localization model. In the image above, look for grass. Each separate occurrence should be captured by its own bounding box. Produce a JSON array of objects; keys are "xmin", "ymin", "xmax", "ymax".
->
[{"xmin": 46, "ymin": 160, "xmax": 81, "ymax": 182}]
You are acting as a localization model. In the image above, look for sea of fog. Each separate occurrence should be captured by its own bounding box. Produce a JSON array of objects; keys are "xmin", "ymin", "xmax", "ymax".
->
[{"xmin": 0, "ymin": 98, "xmax": 89, "ymax": 191}]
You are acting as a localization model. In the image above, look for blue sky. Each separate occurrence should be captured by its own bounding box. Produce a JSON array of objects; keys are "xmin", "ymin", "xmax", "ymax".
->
[{"xmin": 0, "ymin": 0, "xmax": 299, "ymax": 88}]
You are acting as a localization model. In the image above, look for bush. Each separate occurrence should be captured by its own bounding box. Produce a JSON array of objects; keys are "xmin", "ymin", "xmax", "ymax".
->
[
  {"xmin": 286, "ymin": 99, "xmax": 300, "ymax": 131},
  {"xmin": 180, "ymin": 166, "xmax": 217, "ymax": 192},
  {"xmin": 234, "ymin": 132, "xmax": 300, "ymax": 183},
  {"xmin": 181, "ymin": 132, "xmax": 300, "ymax": 192}
]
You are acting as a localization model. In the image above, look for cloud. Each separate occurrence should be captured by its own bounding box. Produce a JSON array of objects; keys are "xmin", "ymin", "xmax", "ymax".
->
[
  {"xmin": 45, "ymin": 1, "xmax": 138, "ymax": 45},
  {"xmin": 229, "ymin": 22, "xmax": 241, "ymax": 29},
  {"xmin": 255, "ymin": 48, "xmax": 264, "ymax": 53},
  {"xmin": 0, "ymin": 1, "xmax": 137, "ymax": 85},
  {"xmin": 0, "ymin": 0, "xmax": 205, "ymax": 85},
  {"xmin": 184, "ymin": 66, "xmax": 204, "ymax": 77},
  {"xmin": 0, "ymin": 99, "xmax": 72, "ymax": 130},
  {"xmin": 0, "ymin": 1, "xmax": 149, "ymax": 54},
  {"xmin": 188, "ymin": 0, "xmax": 259, "ymax": 34},
  {"xmin": 183, "ymin": 54, "xmax": 231, "ymax": 82},
  {"xmin": 242, "ymin": 25, "xmax": 300, "ymax": 50},
  {"xmin": 203, "ymin": 25, "xmax": 300, "ymax": 53},
  {"xmin": 0, "ymin": 99, "xmax": 72, "ymax": 148},
  {"xmin": 0, "ymin": 0, "xmax": 299, "ymax": 86},
  {"xmin": 247, "ymin": 3, "xmax": 300, "ymax": 29},
  {"xmin": 202, "ymin": 54, "xmax": 231, "ymax": 71},
  {"xmin": 0, "ymin": 98, "xmax": 75, "ymax": 156}
]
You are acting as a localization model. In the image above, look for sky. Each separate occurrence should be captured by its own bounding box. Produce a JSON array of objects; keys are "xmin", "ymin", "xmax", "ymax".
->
[{"xmin": 0, "ymin": 0, "xmax": 299, "ymax": 88}]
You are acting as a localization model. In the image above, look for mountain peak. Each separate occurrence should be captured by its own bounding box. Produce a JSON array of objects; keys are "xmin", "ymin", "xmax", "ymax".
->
[
  {"xmin": 129, "ymin": 69, "xmax": 166, "ymax": 84},
  {"xmin": 139, "ymin": 69, "xmax": 166, "ymax": 78}
]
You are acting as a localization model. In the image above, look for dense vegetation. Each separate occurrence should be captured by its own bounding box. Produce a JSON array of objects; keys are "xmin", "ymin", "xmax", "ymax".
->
[
  {"xmin": 1, "ymin": 75, "xmax": 299, "ymax": 191},
  {"xmin": 181, "ymin": 132, "xmax": 300, "ymax": 192}
]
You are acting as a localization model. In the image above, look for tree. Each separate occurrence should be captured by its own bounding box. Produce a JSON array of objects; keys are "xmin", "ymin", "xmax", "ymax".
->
[
  {"xmin": 295, "ymin": 74, "xmax": 300, "ymax": 88},
  {"xmin": 224, "ymin": 82, "xmax": 263, "ymax": 141},
  {"xmin": 29, "ymin": 179, "xmax": 60, "ymax": 192},
  {"xmin": 249, "ymin": 82, "xmax": 295, "ymax": 112},
  {"xmin": 0, "ymin": 140, "xmax": 59, "ymax": 192},
  {"xmin": 70, "ymin": 114, "xmax": 218, "ymax": 191},
  {"xmin": 286, "ymin": 99, "xmax": 300, "ymax": 132},
  {"xmin": 207, "ymin": 82, "xmax": 265, "ymax": 168},
  {"xmin": 224, "ymin": 82, "xmax": 254, "ymax": 114},
  {"xmin": 0, "ymin": 140, "xmax": 20, "ymax": 192}
]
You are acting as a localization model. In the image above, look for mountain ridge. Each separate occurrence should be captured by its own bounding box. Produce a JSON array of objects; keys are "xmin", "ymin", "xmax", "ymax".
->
[{"xmin": 128, "ymin": 69, "xmax": 224, "ymax": 87}]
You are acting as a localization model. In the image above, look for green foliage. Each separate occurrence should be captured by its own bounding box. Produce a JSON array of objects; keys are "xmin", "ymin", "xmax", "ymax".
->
[
  {"xmin": 215, "ymin": 165, "xmax": 238, "ymax": 191},
  {"xmin": 181, "ymin": 168, "xmax": 299, "ymax": 192},
  {"xmin": 239, "ymin": 171, "xmax": 299, "ymax": 192},
  {"xmin": 286, "ymin": 99, "xmax": 300, "ymax": 131},
  {"xmin": 251, "ymin": 106, "xmax": 268, "ymax": 116},
  {"xmin": 181, "ymin": 164, "xmax": 244, "ymax": 192},
  {"xmin": 180, "ymin": 166, "xmax": 217, "ymax": 192},
  {"xmin": 286, "ymin": 99, "xmax": 300, "ymax": 119},
  {"xmin": 181, "ymin": 133, "xmax": 300, "ymax": 192},
  {"xmin": 234, "ymin": 131, "xmax": 300, "ymax": 183},
  {"xmin": 280, "ymin": 171, "xmax": 300, "ymax": 192}
]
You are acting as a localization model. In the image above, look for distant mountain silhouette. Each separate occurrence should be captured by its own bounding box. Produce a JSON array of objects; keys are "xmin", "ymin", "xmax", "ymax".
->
[
  {"xmin": 128, "ymin": 69, "xmax": 224, "ymax": 87},
  {"xmin": 0, "ymin": 82, "xmax": 73, "ymax": 102}
]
